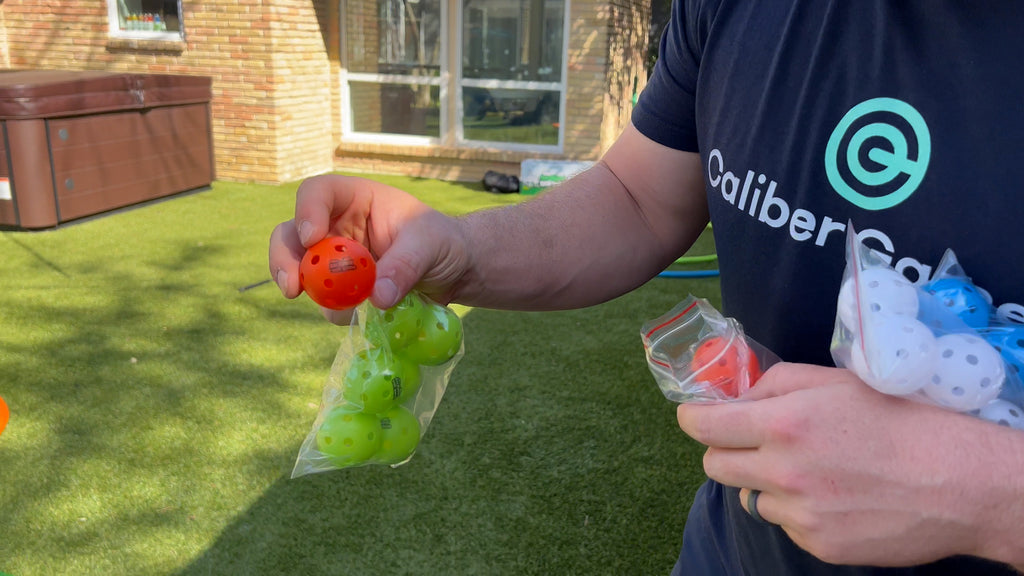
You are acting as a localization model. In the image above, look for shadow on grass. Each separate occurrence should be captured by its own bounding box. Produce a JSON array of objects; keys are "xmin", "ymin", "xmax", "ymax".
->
[
  {"xmin": 0, "ymin": 212, "xmax": 720, "ymax": 575},
  {"xmin": 175, "ymin": 279, "xmax": 718, "ymax": 576},
  {"xmin": 0, "ymin": 233, "xmax": 332, "ymax": 573}
]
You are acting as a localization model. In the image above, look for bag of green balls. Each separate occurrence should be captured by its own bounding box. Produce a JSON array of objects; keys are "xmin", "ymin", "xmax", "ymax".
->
[{"xmin": 291, "ymin": 290, "xmax": 465, "ymax": 478}]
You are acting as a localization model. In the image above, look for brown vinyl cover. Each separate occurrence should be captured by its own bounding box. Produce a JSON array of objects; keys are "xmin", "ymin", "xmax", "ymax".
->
[
  {"xmin": 0, "ymin": 69, "xmax": 214, "ymax": 229},
  {"xmin": 0, "ymin": 70, "xmax": 212, "ymax": 119}
]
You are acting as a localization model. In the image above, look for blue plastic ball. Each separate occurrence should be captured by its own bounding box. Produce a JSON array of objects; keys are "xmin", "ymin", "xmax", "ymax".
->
[
  {"xmin": 921, "ymin": 278, "xmax": 993, "ymax": 329},
  {"xmin": 981, "ymin": 326, "xmax": 1024, "ymax": 406}
]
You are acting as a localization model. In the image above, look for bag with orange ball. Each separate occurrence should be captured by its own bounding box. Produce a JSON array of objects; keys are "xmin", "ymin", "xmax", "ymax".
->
[
  {"xmin": 641, "ymin": 295, "xmax": 780, "ymax": 403},
  {"xmin": 290, "ymin": 237, "xmax": 465, "ymax": 478}
]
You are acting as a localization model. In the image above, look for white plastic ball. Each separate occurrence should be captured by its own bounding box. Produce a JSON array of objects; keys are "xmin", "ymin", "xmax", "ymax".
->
[
  {"xmin": 848, "ymin": 315, "xmax": 937, "ymax": 396},
  {"xmin": 923, "ymin": 333, "xmax": 1005, "ymax": 412},
  {"xmin": 977, "ymin": 399, "xmax": 1024, "ymax": 430},
  {"xmin": 837, "ymin": 267, "xmax": 920, "ymax": 333}
]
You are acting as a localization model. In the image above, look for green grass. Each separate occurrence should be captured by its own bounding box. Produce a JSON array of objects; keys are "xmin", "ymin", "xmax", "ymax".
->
[{"xmin": 0, "ymin": 174, "xmax": 719, "ymax": 575}]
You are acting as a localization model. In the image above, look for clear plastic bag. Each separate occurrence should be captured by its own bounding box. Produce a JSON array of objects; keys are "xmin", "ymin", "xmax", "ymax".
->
[
  {"xmin": 830, "ymin": 225, "xmax": 1024, "ymax": 428},
  {"xmin": 642, "ymin": 295, "xmax": 780, "ymax": 403},
  {"xmin": 291, "ymin": 291, "xmax": 464, "ymax": 478}
]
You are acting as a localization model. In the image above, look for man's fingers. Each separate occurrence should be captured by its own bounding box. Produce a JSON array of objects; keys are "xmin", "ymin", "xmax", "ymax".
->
[
  {"xmin": 677, "ymin": 401, "xmax": 766, "ymax": 448},
  {"xmin": 293, "ymin": 175, "xmax": 371, "ymax": 248},
  {"xmin": 740, "ymin": 362, "xmax": 851, "ymax": 401},
  {"xmin": 738, "ymin": 487, "xmax": 779, "ymax": 526},
  {"xmin": 268, "ymin": 220, "xmax": 307, "ymax": 298},
  {"xmin": 703, "ymin": 447, "xmax": 769, "ymax": 491},
  {"xmin": 371, "ymin": 230, "xmax": 436, "ymax": 309}
]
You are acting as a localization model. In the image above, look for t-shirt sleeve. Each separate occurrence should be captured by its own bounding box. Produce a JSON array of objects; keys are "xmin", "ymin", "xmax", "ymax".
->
[{"xmin": 631, "ymin": 0, "xmax": 704, "ymax": 152}]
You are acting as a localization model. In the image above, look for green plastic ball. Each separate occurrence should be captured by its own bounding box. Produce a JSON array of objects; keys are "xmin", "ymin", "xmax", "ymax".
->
[
  {"xmin": 315, "ymin": 407, "xmax": 381, "ymax": 466},
  {"xmin": 374, "ymin": 406, "xmax": 421, "ymax": 465},
  {"xmin": 398, "ymin": 302, "xmax": 463, "ymax": 366},
  {"xmin": 364, "ymin": 293, "xmax": 428, "ymax": 350},
  {"xmin": 342, "ymin": 348, "xmax": 421, "ymax": 413}
]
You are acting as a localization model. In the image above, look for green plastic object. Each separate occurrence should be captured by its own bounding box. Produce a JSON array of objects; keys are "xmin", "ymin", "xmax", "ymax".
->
[
  {"xmin": 364, "ymin": 293, "xmax": 427, "ymax": 349},
  {"xmin": 397, "ymin": 301, "xmax": 464, "ymax": 366},
  {"xmin": 342, "ymin": 348, "xmax": 421, "ymax": 414},
  {"xmin": 316, "ymin": 407, "xmax": 382, "ymax": 466},
  {"xmin": 374, "ymin": 406, "xmax": 421, "ymax": 464}
]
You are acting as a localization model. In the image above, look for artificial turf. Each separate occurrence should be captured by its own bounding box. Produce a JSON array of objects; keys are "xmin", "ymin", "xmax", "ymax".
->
[{"xmin": 0, "ymin": 174, "xmax": 720, "ymax": 575}]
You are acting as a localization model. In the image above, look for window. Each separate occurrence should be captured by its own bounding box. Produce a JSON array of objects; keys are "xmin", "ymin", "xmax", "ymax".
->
[
  {"xmin": 459, "ymin": 0, "xmax": 565, "ymax": 148},
  {"xmin": 108, "ymin": 0, "xmax": 184, "ymax": 40},
  {"xmin": 342, "ymin": 0, "xmax": 445, "ymax": 141},
  {"xmin": 341, "ymin": 0, "xmax": 568, "ymax": 152}
]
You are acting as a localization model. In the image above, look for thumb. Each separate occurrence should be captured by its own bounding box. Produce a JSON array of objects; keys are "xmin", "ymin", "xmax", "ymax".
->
[{"xmin": 370, "ymin": 233, "xmax": 437, "ymax": 309}]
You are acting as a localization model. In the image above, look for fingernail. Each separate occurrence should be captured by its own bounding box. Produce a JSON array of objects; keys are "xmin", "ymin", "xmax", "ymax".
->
[
  {"xmin": 298, "ymin": 220, "xmax": 314, "ymax": 245},
  {"xmin": 276, "ymin": 269, "xmax": 288, "ymax": 296},
  {"xmin": 374, "ymin": 278, "xmax": 398, "ymax": 308}
]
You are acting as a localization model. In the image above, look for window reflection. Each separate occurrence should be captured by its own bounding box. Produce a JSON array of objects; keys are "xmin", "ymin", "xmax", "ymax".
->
[
  {"xmin": 463, "ymin": 88, "xmax": 559, "ymax": 145},
  {"xmin": 462, "ymin": 0, "xmax": 564, "ymax": 82},
  {"xmin": 346, "ymin": 0, "xmax": 442, "ymax": 76},
  {"xmin": 342, "ymin": 0, "xmax": 566, "ymax": 148},
  {"xmin": 351, "ymin": 82, "xmax": 441, "ymax": 137}
]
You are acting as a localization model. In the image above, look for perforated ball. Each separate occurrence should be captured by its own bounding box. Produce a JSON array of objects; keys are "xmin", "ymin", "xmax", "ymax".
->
[
  {"xmin": 299, "ymin": 237, "xmax": 376, "ymax": 310},
  {"xmin": 848, "ymin": 315, "xmax": 936, "ymax": 396},
  {"xmin": 0, "ymin": 395, "xmax": 7, "ymax": 439},
  {"xmin": 921, "ymin": 278, "xmax": 993, "ymax": 329},
  {"xmin": 364, "ymin": 293, "xmax": 427, "ymax": 350},
  {"xmin": 923, "ymin": 333, "xmax": 1005, "ymax": 412},
  {"xmin": 397, "ymin": 301, "xmax": 464, "ymax": 366},
  {"xmin": 374, "ymin": 406, "xmax": 421, "ymax": 465},
  {"xmin": 837, "ymin": 267, "xmax": 919, "ymax": 333},
  {"xmin": 982, "ymin": 326, "xmax": 1024, "ymax": 381},
  {"xmin": 977, "ymin": 399, "xmax": 1024, "ymax": 431},
  {"xmin": 342, "ymin": 349, "xmax": 421, "ymax": 414},
  {"xmin": 980, "ymin": 326, "xmax": 1024, "ymax": 405},
  {"xmin": 316, "ymin": 407, "xmax": 382, "ymax": 466},
  {"xmin": 691, "ymin": 336, "xmax": 762, "ymax": 399}
]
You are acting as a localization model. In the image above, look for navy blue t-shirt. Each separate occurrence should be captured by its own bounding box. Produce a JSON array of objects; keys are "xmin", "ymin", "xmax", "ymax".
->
[{"xmin": 632, "ymin": 1, "xmax": 1024, "ymax": 574}]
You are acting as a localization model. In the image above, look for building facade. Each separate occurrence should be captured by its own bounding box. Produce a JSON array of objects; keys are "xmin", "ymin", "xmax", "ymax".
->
[{"xmin": 0, "ymin": 0, "xmax": 650, "ymax": 184}]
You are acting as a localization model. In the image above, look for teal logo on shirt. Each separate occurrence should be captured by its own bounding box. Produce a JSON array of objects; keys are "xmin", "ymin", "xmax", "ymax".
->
[{"xmin": 825, "ymin": 97, "xmax": 931, "ymax": 211}]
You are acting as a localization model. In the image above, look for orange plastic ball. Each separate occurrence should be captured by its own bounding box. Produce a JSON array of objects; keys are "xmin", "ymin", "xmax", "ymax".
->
[
  {"xmin": 691, "ymin": 336, "xmax": 762, "ymax": 398},
  {"xmin": 299, "ymin": 237, "xmax": 376, "ymax": 310},
  {"xmin": 0, "ymin": 396, "xmax": 7, "ymax": 438}
]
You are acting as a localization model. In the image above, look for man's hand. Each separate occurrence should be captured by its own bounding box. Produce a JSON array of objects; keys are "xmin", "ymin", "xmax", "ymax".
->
[
  {"xmin": 268, "ymin": 174, "xmax": 469, "ymax": 322},
  {"xmin": 677, "ymin": 362, "xmax": 1024, "ymax": 569}
]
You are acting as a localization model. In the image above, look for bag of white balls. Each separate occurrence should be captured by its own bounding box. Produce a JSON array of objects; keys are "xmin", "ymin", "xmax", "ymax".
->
[{"xmin": 831, "ymin": 226, "xmax": 1024, "ymax": 429}]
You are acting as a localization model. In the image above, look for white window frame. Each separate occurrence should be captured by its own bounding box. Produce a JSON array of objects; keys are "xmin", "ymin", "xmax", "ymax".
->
[
  {"xmin": 339, "ymin": 0, "xmax": 570, "ymax": 153},
  {"xmin": 455, "ymin": 0, "xmax": 570, "ymax": 153},
  {"xmin": 340, "ymin": 0, "xmax": 449, "ymax": 146},
  {"xmin": 107, "ymin": 0, "xmax": 185, "ymax": 41}
]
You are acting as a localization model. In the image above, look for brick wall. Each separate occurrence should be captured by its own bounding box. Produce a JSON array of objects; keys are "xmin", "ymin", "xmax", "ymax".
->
[
  {"xmin": 0, "ymin": 0, "xmax": 334, "ymax": 184},
  {"xmin": 564, "ymin": 0, "xmax": 650, "ymax": 159},
  {"xmin": 267, "ymin": 0, "xmax": 333, "ymax": 182},
  {"xmin": 0, "ymin": 10, "xmax": 10, "ymax": 68},
  {"xmin": 563, "ymin": 2, "xmax": 609, "ymax": 160},
  {"xmin": 602, "ymin": 0, "xmax": 651, "ymax": 152},
  {"xmin": 333, "ymin": 0, "xmax": 651, "ymax": 182},
  {"xmin": 0, "ymin": 0, "xmax": 650, "ymax": 184}
]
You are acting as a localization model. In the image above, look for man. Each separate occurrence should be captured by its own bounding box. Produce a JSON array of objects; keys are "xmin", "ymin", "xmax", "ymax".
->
[{"xmin": 270, "ymin": 1, "xmax": 1024, "ymax": 573}]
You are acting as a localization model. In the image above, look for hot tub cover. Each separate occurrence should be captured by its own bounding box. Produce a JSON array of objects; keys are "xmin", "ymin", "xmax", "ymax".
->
[{"xmin": 0, "ymin": 70, "xmax": 212, "ymax": 120}]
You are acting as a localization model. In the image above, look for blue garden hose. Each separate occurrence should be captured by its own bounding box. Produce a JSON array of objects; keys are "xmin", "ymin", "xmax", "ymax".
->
[
  {"xmin": 658, "ymin": 225, "xmax": 719, "ymax": 278},
  {"xmin": 658, "ymin": 269, "xmax": 720, "ymax": 279}
]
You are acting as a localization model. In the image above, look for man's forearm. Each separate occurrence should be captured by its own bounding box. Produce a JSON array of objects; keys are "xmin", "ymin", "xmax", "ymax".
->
[
  {"xmin": 450, "ymin": 124, "xmax": 710, "ymax": 311},
  {"xmin": 451, "ymin": 162, "xmax": 687, "ymax": 310}
]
